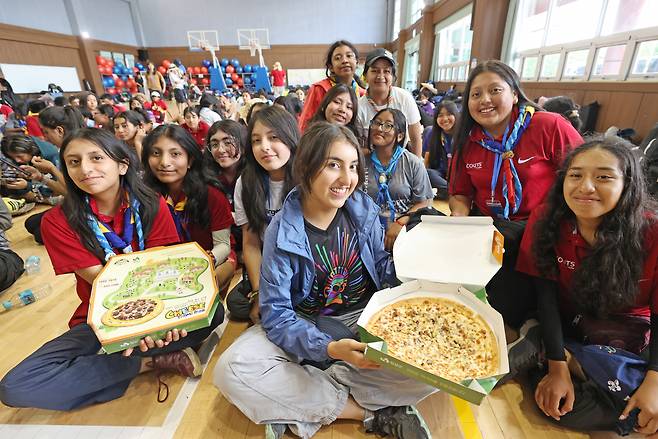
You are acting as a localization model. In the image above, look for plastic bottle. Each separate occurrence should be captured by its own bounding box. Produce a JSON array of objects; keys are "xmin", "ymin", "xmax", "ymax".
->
[
  {"xmin": 1, "ymin": 286, "xmax": 53, "ymax": 312},
  {"xmin": 24, "ymin": 255, "xmax": 41, "ymax": 275}
]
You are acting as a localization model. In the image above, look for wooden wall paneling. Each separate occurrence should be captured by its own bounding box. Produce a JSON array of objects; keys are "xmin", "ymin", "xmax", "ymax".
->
[
  {"xmin": 582, "ymin": 90, "xmax": 612, "ymax": 132},
  {"xmin": 633, "ymin": 93, "xmax": 658, "ymax": 141},
  {"xmin": 470, "ymin": 0, "xmax": 510, "ymax": 62},
  {"xmin": 602, "ymin": 92, "xmax": 643, "ymax": 132}
]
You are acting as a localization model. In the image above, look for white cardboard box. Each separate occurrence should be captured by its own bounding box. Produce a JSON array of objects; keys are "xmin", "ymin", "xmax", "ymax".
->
[{"xmin": 357, "ymin": 215, "xmax": 508, "ymax": 404}]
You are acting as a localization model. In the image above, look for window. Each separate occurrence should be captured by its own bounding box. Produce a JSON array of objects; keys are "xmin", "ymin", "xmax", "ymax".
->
[
  {"xmin": 430, "ymin": 4, "xmax": 473, "ymax": 82},
  {"xmin": 539, "ymin": 52, "xmax": 561, "ymax": 78},
  {"xmin": 591, "ymin": 44, "xmax": 625, "ymax": 78},
  {"xmin": 505, "ymin": 0, "xmax": 658, "ymax": 81},
  {"xmin": 631, "ymin": 40, "xmax": 658, "ymax": 76},
  {"xmin": 521, "ymin": 56, "xmax": 538, "ymax": 79},
  {"xmin": 392, "ymin": 0, "xmax": 401, "ymax": 41},
  {"xmin": 409, "ymin": 0, "xmax": 425, "ymax": 24}
]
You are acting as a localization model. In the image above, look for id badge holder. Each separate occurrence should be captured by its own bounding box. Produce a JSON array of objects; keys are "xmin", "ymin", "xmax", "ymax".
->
[{"xmin": 486, "ymin": 198, "xmax": 505, "ymax": 219}]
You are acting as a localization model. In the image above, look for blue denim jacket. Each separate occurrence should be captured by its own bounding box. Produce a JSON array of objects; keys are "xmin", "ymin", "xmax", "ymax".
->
[{"xmin": 259, "ymin": 186, "xmax": 397, "ymax": 362}]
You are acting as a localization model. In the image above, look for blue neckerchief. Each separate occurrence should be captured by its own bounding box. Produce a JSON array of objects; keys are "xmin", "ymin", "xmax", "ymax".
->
[
  {"xmin": 441, "ymin": 132, "xmax": 452, "ymax": 154},
  {"xmin": 476, "ymin": 105, "xmax": 534, "ymax": 219},
  {"xmin": 166, "ymin": 195, "xmax": 191, "ymax": 242},
  {"xmin": 86, "ymin": 192, "xmax": 145, "ymax": 262},
  {"xmin": 371, "ymin": 145, "xmax": 405, "ymax": 228}
]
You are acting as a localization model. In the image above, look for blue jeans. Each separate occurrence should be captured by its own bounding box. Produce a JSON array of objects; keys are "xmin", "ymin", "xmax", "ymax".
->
[
  {"xmin": 426, "ymin": 168, "xmax": 447, "ymax": 190},
  {"xmin": 0, "ymin": 307, "xmax": 224, "ymax": 410}
]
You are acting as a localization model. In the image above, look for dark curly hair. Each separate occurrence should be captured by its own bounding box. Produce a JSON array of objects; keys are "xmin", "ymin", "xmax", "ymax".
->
[{"xmin": 532, "ymin": 136, "xmax": 656, "ymax": 317}]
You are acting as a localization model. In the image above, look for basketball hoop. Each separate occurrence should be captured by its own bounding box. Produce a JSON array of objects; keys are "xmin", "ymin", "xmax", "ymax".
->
[{"xmin": 249, "ymin": 39, "xmax": 258, "ymax": 57}]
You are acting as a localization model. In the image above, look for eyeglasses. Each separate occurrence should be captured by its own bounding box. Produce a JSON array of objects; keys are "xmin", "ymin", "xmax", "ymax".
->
[
  {"xmin": 208, "ymin": 136, "xmax": 237, "ymax": 152},
  {"xmin": 370, "ymin": 120, "xmax": 395, "ymax": 133}
]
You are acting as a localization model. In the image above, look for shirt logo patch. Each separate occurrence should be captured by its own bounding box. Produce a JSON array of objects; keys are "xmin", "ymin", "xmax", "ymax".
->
[
  {"xmin": 518, "ymin": 156, "xmax": 535, "ymax": 164},
  {"xmin": 557, "ymin": 256, "xmax": 576, "ymax": 270},
  {"xmin": 466, "ymin": 162, "xmax": 483, "ymax": 169}
]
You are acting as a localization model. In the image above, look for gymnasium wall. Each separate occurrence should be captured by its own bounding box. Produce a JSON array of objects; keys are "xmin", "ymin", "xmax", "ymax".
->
[
  {"xmin": 0, "ymin": 0, "xmax": 73, "ymax": 35},
  {"xmin": 135, "ymin": 0, "xmax": 390, "ymax": 47}
]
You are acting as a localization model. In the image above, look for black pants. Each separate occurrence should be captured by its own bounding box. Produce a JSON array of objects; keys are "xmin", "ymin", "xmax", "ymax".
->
[
  {"xmin": 0, "ymin": 248, "xmax": 23, "ymax": 291},
  {"xmin": 529, "ymin": 367, "xmax": 626, "ymax": 432},
  {"xmin": 486, "ymin": 219, "xmax": 536, "ymax": 328},
  {"xmin": 24, "ymin": 211, "xmax": 44, "ymax": 244}
]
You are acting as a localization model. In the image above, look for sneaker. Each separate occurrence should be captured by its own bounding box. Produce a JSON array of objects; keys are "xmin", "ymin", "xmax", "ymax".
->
[
  {"xmin": 368, "ymin": 405, "xmax": 431, "ymax": 439},
  {"xmin": 500, "ymin": 319, "xmax": 542, "ymax": 384},
  {"xmin": 264, "ymin": 423, "xmax": 286, "ymax": 439},
  {"xmin": 150, "ymin": 347, "xmax": 202, "ymax": 377}
]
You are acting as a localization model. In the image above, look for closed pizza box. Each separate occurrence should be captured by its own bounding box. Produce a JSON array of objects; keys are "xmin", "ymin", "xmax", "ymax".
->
[
  {"xmin": 88, "ymin": 242, "xmax": 220, "ymax": 354},
  {"xmin": 357, "ymin": 216, "xmax": 507, "ymax": 405}
]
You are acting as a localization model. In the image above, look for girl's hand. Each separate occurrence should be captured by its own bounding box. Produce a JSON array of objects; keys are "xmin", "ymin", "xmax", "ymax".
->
[
  {"xmin": 20, "ymin": 165, "xmax": 42, "ymax": 182},
  {"xmin": 30, "ymin": 156, "xmax": 55, "ymax": 174},
  {"xmin": 5, "ymin": 178, "xmax": 28, "ymax": 190},
  {"xmin": 327, "ymin": 339, "xmax": 381, "ymax": 369},
  {"xmin": 620, "ymin": 370, "xmax": 658, "ymax": 435},
  {"xmin": 385, "ymin": 221, "xmax": 403, "ymax": 250},
  {"xmin": 248, "ymin": 300, "xmax": 260, "ymax": 325},
  {"xmin": 135, "ymin": 125, "xmax": 147, "ymax": 144},
  {"xmin": 122, "ymin": 328, "xmax": 188, "ymax": 356},
  {"xmin": 535, "ymin": 361, "xmax": 575, "ymax": 421}
]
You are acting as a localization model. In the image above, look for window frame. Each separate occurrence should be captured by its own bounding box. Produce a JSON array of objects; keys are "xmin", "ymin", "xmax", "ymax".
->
[{"xmin": 430, "ymin": 3, "xmax": 473, "ymax": 82}]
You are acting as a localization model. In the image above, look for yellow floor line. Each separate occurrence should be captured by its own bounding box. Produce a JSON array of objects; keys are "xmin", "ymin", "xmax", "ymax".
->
[{"xmin": 451, "ymin": 395, "xmax": 483, "ymax": 439}]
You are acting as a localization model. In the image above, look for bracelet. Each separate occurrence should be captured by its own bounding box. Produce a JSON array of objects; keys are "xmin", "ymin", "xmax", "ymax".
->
[
  {"xmin": 247, "ymin": 289, "xmax": 259, "ymax": 302},
  {"xmin": 395, "ymin": 218, "xmax": 406, "ymax": 227}
]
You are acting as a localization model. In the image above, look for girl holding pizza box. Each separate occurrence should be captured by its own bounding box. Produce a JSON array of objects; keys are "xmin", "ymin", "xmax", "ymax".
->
[
  {"xmin": 0, "ymin": 128, "xmax": 223, "ymax": 410},
  {"xmin": 516, "ymin": 137, "xmax": 658, "ymax": 435},
  {"xmin": 141, "ymin": 124, "xmax": 236, "ymax": 296},
  {"xmin": 214, "ymin": 122, "xmax": 434, "ymax": 439},
  {"xmin": 448, "ymin": 60, "xmax": 582, "ymax": 334}
]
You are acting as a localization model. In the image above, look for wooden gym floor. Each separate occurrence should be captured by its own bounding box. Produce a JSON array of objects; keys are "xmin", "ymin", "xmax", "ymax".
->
[{"xmin": 0, "ymin": 203, "xmax": 634, "ymax": 438}]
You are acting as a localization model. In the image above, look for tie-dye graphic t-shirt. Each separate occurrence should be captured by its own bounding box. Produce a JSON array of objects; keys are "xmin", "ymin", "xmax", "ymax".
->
[{"xmin": 296, "ymin": 208, "xmax": 376, "ymax": 317}]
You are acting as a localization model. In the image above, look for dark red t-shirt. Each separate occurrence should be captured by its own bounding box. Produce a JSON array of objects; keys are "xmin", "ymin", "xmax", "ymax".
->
[
  {"xmin": 517, "ymin": 205, "xmax": 658, "ymax": 319},
  {"xmin": 25, "ymin": 114, "xmax": 44, "ymax": 138},
  {"xmin": 181, "ymin": 121, "xmax": 210, "ymax": 150},
  {"xmin": 42, "ymin": 196, "xmax": 179, "ymax": 328},
  {"xmin": 185, "ymin": 186, "xmax": 234, "ymax": 250},
  {"xmin": 449, "ymin": 109, "xmax": 582, "ymax": 221}
]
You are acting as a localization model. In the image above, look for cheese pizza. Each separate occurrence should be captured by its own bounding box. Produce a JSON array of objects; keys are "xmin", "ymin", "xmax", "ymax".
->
[{"xmin": 366, "ymin": 297, "xmax": 498, "ymax": 382}]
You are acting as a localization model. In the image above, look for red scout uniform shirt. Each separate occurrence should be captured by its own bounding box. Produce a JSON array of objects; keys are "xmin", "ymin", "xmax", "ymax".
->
[
  {"xmin": 184, "ymin": 186, "xmax": 234, "ymax": 254},
  {"xmin": 517, "ymin": 206, "xmax": 658, "ymax": 319},
  {"xmin": 449, "ymin": 109, "xmax": 582, "ymax": 221},
  {"xmin": 42, "ymin": 196, "xmax": 179, "ymax": 328},
  {"xmin": 298, "ymin": 78, "xmax": 366, "ymax": 133},
  {"xmin": 181, "ymin": 120, "xmax": 210, "ymax": 150}
]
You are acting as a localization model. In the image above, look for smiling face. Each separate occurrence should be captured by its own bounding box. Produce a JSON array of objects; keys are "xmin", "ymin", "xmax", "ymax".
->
[
  {"xmin": 113, "ymin": 116, "xmax": 138, "ymax": 143},
  {"xmin": 330, "ymin": 45, "xmax": 357, "ymax": 82},
  {"xmin": 63, "ymin": 139, "xmax": 127, "ymax": 197},
  {"xmin": 366, "ymin": 59, "xmax": 394, "ymax": 95},
  {"xmin": 563, "ymin": 147, "xmax": 625, "ymax": 226},
  {"xmin": 147, "ymin": 136, "xmax": 190, "ymax": 190},
  {"xmin": 251, "ymin": 120, "xmax": 291, "ymax": 178},
  {"xmin": 436, "ymin": 107, "xmax": 456, "ymax": 133},
  {"xmin": 209, "ymin": 129, "xmax": 241, "ymax": 169},
  {"xmin": 324, "ymin": 92, "xmax": 354, "ymax": 125},
  {"xmin": 467, "ymin": 71, "xmax": 518, "ymax": 137},
  {"xmin": 369, "ymin": 110, "xmax": 402, "ymax": 149},
  {"xmin": 307, "ymin": 139, "xmax": 360, "ymax": 212}
]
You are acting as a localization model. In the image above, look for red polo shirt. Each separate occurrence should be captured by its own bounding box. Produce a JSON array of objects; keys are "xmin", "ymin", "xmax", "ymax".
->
[
  {"xmin": 185, "ymin": 186, "xmax": 234, "ymax": 250},
  {"xmin": 42, "ymin": 196, "xmax": 179, "ymax": 328},
  {"xmin": 181, "ymin": 120, "xmax": 210, "ymax": 150},
  {"xmin": 517, "ymin": 206, "xmax": 658, "ymax": 319},
  {"xmin": 449, "ymin": 109, "xmax": 582, "ymax": 221}
]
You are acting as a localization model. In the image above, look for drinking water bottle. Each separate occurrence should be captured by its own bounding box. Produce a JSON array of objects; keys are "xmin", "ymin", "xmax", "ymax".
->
[{"xmin": 1, "ymin": 286, "xmax": 53, "ymax": 312}]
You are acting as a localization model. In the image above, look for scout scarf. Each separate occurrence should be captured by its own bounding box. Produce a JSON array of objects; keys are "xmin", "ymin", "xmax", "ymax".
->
[
  {"xmin": 476, "ymin": 105, "xmax": 534, "ymax": 219},
  {"xmin": 166, "ymin": 194, "xmax": 190, "ymax": 241},
  {"xmin": 371, "ymin": 145, "xmax": 405, "ymax": 227},
  {"xmin": 86, "ymin": 191, "xmax": 144, "ymax": 262}
]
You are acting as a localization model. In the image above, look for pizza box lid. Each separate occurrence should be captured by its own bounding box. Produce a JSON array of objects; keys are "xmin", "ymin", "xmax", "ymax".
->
[
  {"xmin": 87, "ymin": 242, "xmax": 219, "ymax": 353},
  {"xmin": 393, "ymin": 216, "xmax": 504, "ymax": 288},
  {"xmin": 356, "ymin": 279, "xmax": 509, "ymax": 405}
]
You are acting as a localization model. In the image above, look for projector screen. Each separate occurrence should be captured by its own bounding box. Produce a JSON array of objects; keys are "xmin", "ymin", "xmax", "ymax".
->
[{"xmin": 0, "ymin": 63, "xmax": 82, "ymax": 94}]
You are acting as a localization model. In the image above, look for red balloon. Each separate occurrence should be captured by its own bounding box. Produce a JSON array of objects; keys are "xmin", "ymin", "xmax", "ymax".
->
[
  {"xmin": 107, "ymin": 87, "xmax": 116, "ymax": 95},
  {"xmin": 226, "ymin": 65, "xmax": 235, "ymax": 74},
  {"xmin": 130, "ymin": 86, "xmax": 138, "ymax": 94},
  {"xmin": 193, "ymin": 66, "xmax": 201, "ymax": 74},
  {"xmin": 162, "ymin": 59, "xmax": 171, "ymax": 68},
  {"xmin": 97, "ymin": 64, "xmax": 106, "ymax": 72},
  {"xmin": 105, "ymin": 66, "xmax": 113, "ymax": 75},
  {"xmin": 187, "ymin": 66, "xmax": 194, "ymax": 73},
  {"xmin": 107, "ymin": 59, "xmax": 114, "ymax": 68},
  {"xmin": 231, "ymin": 73, "xmax": 239, "ymax": 81},
  {"xmin": 201, "ymin": 67, "xmax": 208, "ymax": 74},
  {"xmin": 126, "ymin": 78, "xmax": 136, "ymax": 87},
  {"xmin": 115, "ymin": 79, "xmax": 125, "ymax": 88},
  {"xmin": 237, "ymin": 77, "xmax": 244, "ymax": 86},
  {"xmin": 133, "ymin": 66, "xmax": 139, "ymax": 73},
  {"xmin": 157, "ymin": 66, "xmax": 167, "ymax": 75},
  {"xmin": 201, "ymin": 77, "xmax": 209, "ymax": 85},
  {"xmin": 190, "ymin": 78, "xmax": 198, "ymax": 85}
]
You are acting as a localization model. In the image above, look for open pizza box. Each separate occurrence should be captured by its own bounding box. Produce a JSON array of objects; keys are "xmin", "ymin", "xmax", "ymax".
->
[
  {"xmin": 88, "ymin": 242, "xmax": 220, "ymax": 354},
  {"xmin": 357, "ymin": 216, "xmax": 508, "ymax": 405}
]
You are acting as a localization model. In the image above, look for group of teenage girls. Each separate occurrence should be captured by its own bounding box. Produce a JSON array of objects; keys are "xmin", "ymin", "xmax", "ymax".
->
[{"xmin": 0, "ymin": 37, "xmax": 655, "ymax": 438}]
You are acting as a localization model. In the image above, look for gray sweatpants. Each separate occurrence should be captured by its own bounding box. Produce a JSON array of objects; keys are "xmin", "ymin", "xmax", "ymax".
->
[{"xmin": 213, "ymin": 325, "xmax": 436, "ymax": 438}]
